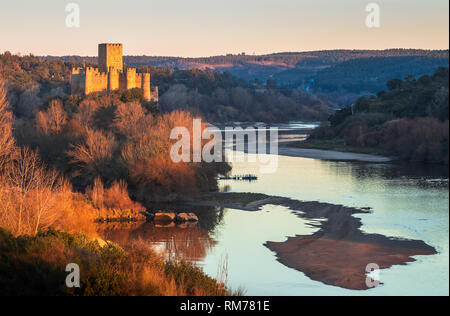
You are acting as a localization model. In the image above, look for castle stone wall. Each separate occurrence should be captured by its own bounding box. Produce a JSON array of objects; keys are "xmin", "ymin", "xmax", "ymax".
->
[
  {"xmin": 84, "ymin": 67, "xmax": 108, "ymax": 95},
  {"xmin": 126, "ymin": 68, "xmax": 137, "ymax": 90},
  {"xmin": 71, "ymin": 67, "xmax": 85, "ymax": 94},
  {"xmin": 108, "ymin": 69, "xmax": 120, "ymax": 91},
  {"xmin": 71, "ymin": 44, "xmax": 157, "ymax": 102}
]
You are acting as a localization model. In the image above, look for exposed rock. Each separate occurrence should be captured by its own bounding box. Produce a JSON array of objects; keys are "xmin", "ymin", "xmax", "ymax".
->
[
  {"xmin": 187, "ymin": 213, "xmax": 199, "ymax": 222},
  {"xmin": 176, "ymin": 212, "xmax": 199, "ymax": 222},
  {"xmin": 176, "ymin": 213, "xmax": 190, "ymax": 222},
  {"xmin": 154, "ymin": 212, "xmax": 176, "ymax": 223}
]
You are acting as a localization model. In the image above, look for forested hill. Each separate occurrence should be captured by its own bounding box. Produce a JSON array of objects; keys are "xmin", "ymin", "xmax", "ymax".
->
[
  {"xmin": 309, "ymin": 67, "xmax": 449, "ymax": 164},
  {"xmin": 0, "ymin": 52, "xmax": 332, "ymax": 123},
  {"xmin": 42, "ymin": 49, "xmax": 448, "ymax": 69},
  {"xmin": 42, "ymin": 49, "xmax": 449, "ymax": 101}
]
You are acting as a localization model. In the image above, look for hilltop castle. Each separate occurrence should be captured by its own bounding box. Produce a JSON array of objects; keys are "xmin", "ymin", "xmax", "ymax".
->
[{"xmin": 71, "ymin": 44, "xmax": 158, "ymax": 102}]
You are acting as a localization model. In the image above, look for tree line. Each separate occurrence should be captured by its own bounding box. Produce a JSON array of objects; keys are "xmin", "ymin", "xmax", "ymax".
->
[
  {"xmin": 310, "ymin": 67, "xmax": 449, "ymax": 165},
  {"xmin": 1, "ymin": 52, "xmax": 331, "ymax": 123}
]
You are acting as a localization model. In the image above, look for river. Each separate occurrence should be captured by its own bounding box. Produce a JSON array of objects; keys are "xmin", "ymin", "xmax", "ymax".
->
[{"xmin": 99, "ymin": 123, "xmax": 449, "ymax": 296}]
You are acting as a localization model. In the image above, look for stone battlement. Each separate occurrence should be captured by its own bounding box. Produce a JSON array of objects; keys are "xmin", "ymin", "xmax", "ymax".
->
[{"xmin": 71, "ymin": 44, "xmax": 157, "ymax": 102}]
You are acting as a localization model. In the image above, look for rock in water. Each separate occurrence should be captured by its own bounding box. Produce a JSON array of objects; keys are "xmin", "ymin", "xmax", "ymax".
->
[
  {"xmin": 176, "ymin": 212, "xmax": 199, "ymax": 222},
  {"xmin": 176, "ymin": 213, "xmax": 190, "ymax": 222},
  {"xmin": 154, "ymin": 212, "xmax": 176, "ymax": 223},
  {"xmin": 187, "ymin": 213, "xmax": 199, "ymax": 222}
]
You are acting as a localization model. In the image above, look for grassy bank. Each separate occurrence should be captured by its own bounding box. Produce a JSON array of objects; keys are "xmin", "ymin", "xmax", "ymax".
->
[{"xmin": 0, "ymin": 227, "xmax": 238, "ymax": 296}]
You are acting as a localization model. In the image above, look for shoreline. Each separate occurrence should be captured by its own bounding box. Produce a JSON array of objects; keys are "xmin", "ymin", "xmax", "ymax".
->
[
  {"xmin": 278, "ymin": 142, "xmax": 394, "ymax": 163},
  {"xmin": 190, "ymin": 193, "xmax": 437, "ymax": 290}
]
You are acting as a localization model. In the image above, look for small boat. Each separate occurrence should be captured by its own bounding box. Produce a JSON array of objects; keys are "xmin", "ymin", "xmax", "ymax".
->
[{"xmin": 219, "ymin": 174, "xmax": 258, "ymax": 181}]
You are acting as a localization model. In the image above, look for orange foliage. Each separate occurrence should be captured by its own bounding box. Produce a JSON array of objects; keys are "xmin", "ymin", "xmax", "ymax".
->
[
  {"xmin": 132, "ymin": 157, "xmax": 198, "ymax": 201},
  {"xmin": 113, "ymin": 101, "xmax": 148, "ymax": 137},
  {"xmin": 36, "ymin": 99, "xmax": 67, "ymax": 136},
  {"xmin": 122, "ymin": 110, "xmax": 211, "ymax": 201},
  {"xmin": 0, "ymin": 77, "xmax": 15, "ymax": 169},
  {"xmin": 86, "ymin": 177, "xmax": 145, "ymax": 213},
  {"xmin": 0, "ymin": 147, "xmax": 97, "ymax": 236},
  {"xmin": 72, "ymin": 99, "xmax": 102, "ymax": 128}
]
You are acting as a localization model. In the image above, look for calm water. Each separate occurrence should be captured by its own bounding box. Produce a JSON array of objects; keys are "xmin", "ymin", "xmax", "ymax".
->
[
  {"xmin": 101, "ymin": 125, "xmax": 449, "ymax": 296},
  {"xmin": 212, "ymin": 156, "xmax": 449, "ymax": 295}
]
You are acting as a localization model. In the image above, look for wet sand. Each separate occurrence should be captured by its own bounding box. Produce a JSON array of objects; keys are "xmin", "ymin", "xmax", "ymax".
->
[{"xmin": 193, "ymin": 194, "xmax": 437, "ymax": 290}]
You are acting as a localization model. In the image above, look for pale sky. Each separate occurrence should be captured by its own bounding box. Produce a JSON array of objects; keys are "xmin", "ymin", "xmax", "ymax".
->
[{"xmin": 0, "ymin": 0, "xmax": 448, "ymax": 57}]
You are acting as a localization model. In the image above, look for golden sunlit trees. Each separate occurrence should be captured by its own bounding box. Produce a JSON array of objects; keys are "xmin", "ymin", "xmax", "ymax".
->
[
  {"xmin": 113, "ymin": 101, "xmax": 147, "ymax": 137},
  {"xmin": 0, "ymin": 77, "xmax": 15, "ymax": 170},
  {"xmin": 67, "ymin": 128, "xmax": 119, "ymax": 184},
  {"xmin": 72, "ymin": 99, "xmax": 102, "ymax": 128},
  {"xmin": 5, "ymin": 147, "xmax": 43, "ymax": 235},
  {"xmin": 36, "ymin": 99, "xmax": 68, "ymax": 136},
  {"xmin": 0, "ymin": 147, "xmax": 69, "ymax": 235},
  {"xmin": 121, "ymin": 111, "xmax": 207, "ymax": 202},
  {"xmin": 85, "ymin": 176, "xmax": 144, "ymax": 215},
  {"xmin": 1, "ymin": 77, "xmax": 56, "ymax": 235}
]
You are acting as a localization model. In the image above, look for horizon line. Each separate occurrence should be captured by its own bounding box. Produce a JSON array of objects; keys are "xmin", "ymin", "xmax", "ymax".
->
[{"xmin": 2, "ymin": 47, "xmax": 449, "ymax": 59}]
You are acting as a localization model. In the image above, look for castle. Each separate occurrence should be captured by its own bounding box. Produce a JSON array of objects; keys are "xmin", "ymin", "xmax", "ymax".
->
[{"xmin": 71, "ymin": 44, "xmax": 158, "ymax": 102}]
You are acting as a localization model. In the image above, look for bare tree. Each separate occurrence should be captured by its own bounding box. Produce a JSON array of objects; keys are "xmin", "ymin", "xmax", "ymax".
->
[
  {"xmin": 0, "ymin": 77, "xmax": 15, "ymax": 170},
  {"xmin": 31, "ymin": 168, "xmax": 61, "ymax": 235},
  {"xmin": 6, "ymin": 147, "xmax": 43, "ymax": 234},
  {"xmin": 0, "ymin": 146, "xmax": 66, "ymax": 235},
  {"xmin": 72, "ymin": 99, "xmax": 101, "ymax": 129},
  {"xmin": 0, "ymin": 174, "xmax": 15, "ymax": 230},
  {"xmin": 36, "ymin": 99, "xmax": 68, "ymax": 136},
  {"xmin": 114, "ymin": 101, "xmax": 147, "ymax": 137},
  {"xmin": 86, "ymin": 176, "xmax": 104, "ymax": 209},
  {"xmin": 67, "ymin": 128, "xmax": 117, "ymax": 182}
]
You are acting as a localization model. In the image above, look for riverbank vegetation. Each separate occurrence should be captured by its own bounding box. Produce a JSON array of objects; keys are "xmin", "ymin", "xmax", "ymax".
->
[
  {"xmin": 0, "ymin": 74, "xmax": 235, "ymax": 295},
  {"xmin": 0, "ymin": 228, "xmax": 236, "ymax": 296},
  {"xmin": 305, "ymin": 67, "xmax": 449, "ymax": 164},
  {"xmin": 13, "ymin": 91, "xmax": 230, "ymax": 202}
]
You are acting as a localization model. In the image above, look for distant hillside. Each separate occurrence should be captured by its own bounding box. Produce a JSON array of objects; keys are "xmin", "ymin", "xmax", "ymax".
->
[
  {"xmin": 43, "ymin": 49, "xmax": 448, "ymax": 75},
  {"xmin": 309, "ymin": 56, "xmax": 449, "ymax": 94},
  {"xmin": 42, "ymin": 49, "xmax": 449, "ymax": 103},
  {"xmin": 308, "ymin": 67, "xmax": 449, "ymax": 164},
  {"xmin": 1, "ymin": 52, "xmax": 332, "ymax": 123}
]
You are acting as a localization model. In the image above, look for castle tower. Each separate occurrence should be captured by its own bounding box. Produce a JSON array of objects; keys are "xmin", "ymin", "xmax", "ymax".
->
[
  {"xmin": 98, "ymin": 44, "xmax": 123, "ymax": 73},
  {"xmin": 126, "ymin": 68, "xmax": 137, "ymax": 90},
  {"xmin": 142, "ymin": 73, "xmax": 151, "ymax": 101}
]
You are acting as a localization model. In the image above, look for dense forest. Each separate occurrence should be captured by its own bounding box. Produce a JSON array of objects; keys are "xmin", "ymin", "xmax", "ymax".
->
[
  {"xmin": 1, "ymin": 52, "xmax": 331, "ymax": 123},
  {"xmin": 41, "ymin": 49, "xmax": 449, "ymax": 108},
  {"xmin": 310, "ymin": 56, "xmax": 449, "ymax": 94},
  {"xmin": 308, "ymin": 67, "xmax": 449, "ymax": 165}
]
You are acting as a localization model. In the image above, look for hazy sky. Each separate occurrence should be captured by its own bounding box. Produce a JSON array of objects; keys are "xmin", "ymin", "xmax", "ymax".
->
[{"xmin": 0, "ymin": 0, "xmax": 448, "ymax": 57}]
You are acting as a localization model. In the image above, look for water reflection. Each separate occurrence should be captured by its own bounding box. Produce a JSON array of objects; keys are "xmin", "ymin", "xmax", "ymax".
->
[
  {"xmin": 321, "ymin": 160, "xmax": 449, "ymax": 184},
  {"xmin": 96, "ymin": 121, "xmax": 448, "ymax": 295},
  {"xmin": 217, "ymin": 154, "xmax": 448, "ymax": 295},
  {"xmin": 97, "ymin": 205, "xmax": 226, "ymax": 262},
  {"xmin": 98, "ymin": 221, "xmax": 216, "ymax": 261}
]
